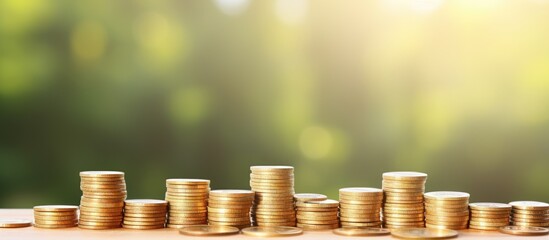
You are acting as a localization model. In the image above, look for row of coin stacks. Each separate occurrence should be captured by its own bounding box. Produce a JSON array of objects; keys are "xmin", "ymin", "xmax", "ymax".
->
[
  {"xmin": 30, "ymin": 169, "xmax": 549, "ymax": 232},
  {"xmin": 250, "ymin": 166, "xmax": 296, "ymax": 227}
]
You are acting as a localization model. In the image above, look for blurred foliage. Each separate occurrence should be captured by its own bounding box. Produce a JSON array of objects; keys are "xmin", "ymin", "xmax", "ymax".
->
[{"xmin": 1, "ymin": 0, "xmax": 549, "ymax": 207}]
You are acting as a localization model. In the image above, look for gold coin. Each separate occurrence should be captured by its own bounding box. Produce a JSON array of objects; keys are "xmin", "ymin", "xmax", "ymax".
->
[
  {"xmin": 166, "ymin": 178, "xmax": 210, "ymax": 185},
  {"xmin": 339, "ymin": 187, "xmax": 383, "ymax": 196},
  {"xmin": 0, "ymin": 219, "xmax": 32, "ymax": 228},
  {"xmin": 33, "ymin": 211, "xmax": 77, "ymax": 217},
  {"xmin": 333, "ymin": 227, "xmax": 390, "ymax": 236},
  {"xmin": 250, "ymin": 165, "xmax": 294, "ymax": 172},
  {"xmin": 341, "ymin": 221, "xmax": 382, "ymax": 227},
  {"xmin": 510, "ymin": 201, "xmax": 549, "ymax": 210},
  {"xmin": 33, "ymin": 205, "xmax": 78, "ymax": 212},
  {"xmin": 296, "ymin": 199, "xmax": 338, "ymax": 208},
  {"xmin": 242, "ymin": 226, "xmax": 302, "ymax": 237},
  {"xmin": 34, "ymin": 215, "xmax": 77, "ymax": 221},
  {"xmin": 340, "ymin": 203, "xmax": 381, "ymax": 210},
  {"xmin": 294, "ymin": 193, "xmax": 328, "ymax": 202},
  {"xmin": 298, "ymin": 219, "xmax": 339, "ymax": 225},
  {"xmin": 297, "ymin": 223, "xmax": 339, "ymax": 230},
  {"xmin": 468, "ymin": 221, "xmax": 508, "ymax": 227},
  {"xmin": 34, "ymin": 223, "xmax": 78, "ymax": 229},
  {"xmin": 391, "ymin": 227, "xmax": 458, "ymax": 239},
  {"xmin": 178, "ymin": 225, "xmax": 239, "ymax": 236},
  {"xmin": 34, "ymin": 219, "xmax": 79, "ymax": 225},
  {"xmin": 122, "ymin": 224, "xmax": 165, "ymax": 229},
  {"xmin": 424, "ymin": 191, "xmax": 469, "ymax": 201},
  {"xmin": 80, "ymin": 171, "xmax": 124, "ymax": 177},
  {"xmin": 499, "ymin": 225, "xmax": 549, "ymax": 236},
  {"xmin": 382, "ymin": 172, "xmax": 427, "ymax": 181},
  {"xmin": 469, "ymin": 202, "xmax": 512, "ymax": 211},
  {"xmin": 425, "ymin": 223, "xmax": 467, "ymax": 230},
  {"xmin": 125, "ymin": 199, "xmax": 167, "ymax": 206}
]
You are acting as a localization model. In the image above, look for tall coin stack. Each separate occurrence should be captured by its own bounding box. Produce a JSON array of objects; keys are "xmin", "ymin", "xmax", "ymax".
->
[
  {"xmin": 79, "ymin": 171, "xmax": 126, "ymax": 230},
  {"xmin": 296, "ymin": 199, "xmax": 340, "ymax": 230},
  {"xmin": 250, "ymin": 166, "xmax": 296, "ymax": 227},
  {"xmin": 165, "ymin": 179, "xmax": 210, "ymax": 228},
  {"xmin": 424, "ymin": 191, "xmax": 470, "ymax": 230},
  {"xmin": 207, "ymin": 190, "xmax": 255, "ymax": 228},
  {"xmin": 382, "ymin": 172, "xmax": 427, "ymax": 229},
  {"xmin": 339, "ymin": 188, "xmax": 383, "ymax": 228},
  {"xmin": 123, "ymin": 199, "xmax": 168, "ymax": 229},
  {"xmin": 468, "ymin": 202, "xmax": 511, "ymax": 230},
  {"xmin": 33, "ymin": 205, "xmax": 78, "ymax": 228},
  {"xmin": 509, "ymin": 201, "xmax": 549, "ymax": 228}
]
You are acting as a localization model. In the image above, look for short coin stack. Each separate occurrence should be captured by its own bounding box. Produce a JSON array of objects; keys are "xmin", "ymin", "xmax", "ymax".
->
[
  {"xmin": 79, "ymin": 171, "xmax": 126, "ymax": 229},
  {"xmin": 123, "ymin": 199, "xmax": 167, "ymax": 229},
  {"xmin": 296, "ymin": 199, "xmax": 340, "ymax": 230},
  {"xmin": 424, "ymin": 191, "xmax": 470, "ymax": 230},
  {"xmin": 165, "ymin": 179, "xmax": 210, "ymax": 228},
  {"xmin": 339, "ymin": 187, "xmax": 383, "ymax": 228},
  {"xmin": 250, "ymin": 166, "xmax": 296, "ymax": 227},
  {"xmin": 468, "ymin": 202, "xmax": 511, "ymax": 230},
  {"xmin": 382, "ymin": 172, "xmax": 427, "ymax": 229},
  {"xmin": 33, "ymin": 205, "xmax": 78, "ymax": 228},
  {"xmin": 207, "ymin": 190, "xmax": 255, "ymax": 228},
  {"xmin": 509, "ymin": 201, "xmax": 549, "ymax": 228}
]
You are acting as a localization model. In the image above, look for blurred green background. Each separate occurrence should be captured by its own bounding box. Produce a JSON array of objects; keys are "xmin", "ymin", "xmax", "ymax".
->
[{"xmin": 1, "ymin": 0, "xmax": 549, "ymax": 207}]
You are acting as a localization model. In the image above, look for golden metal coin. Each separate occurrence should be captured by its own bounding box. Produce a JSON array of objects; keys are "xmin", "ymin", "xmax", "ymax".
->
[
  {"xmin": 469, "ymin": 202, "xmax": 512, "ymax": 211},
  {"xmin": 80, "ymin": 171, "xmax": 124, "ymax": 177},
  {"xmin": 166, "ymin": 178, "xmax": 210, "ymax": 185},
  {"xmin": 0, "ymin": 219, "xmax": 32, "ymax": 228},
  {"xmin": 34, "ymin": 223, "xmax": 78, "ymax": 229},
  {"xmin": 499, "ymin": 225, "xmax": 549, "ymax": 236},
  {"xmin": 382, "ymin": 172, "xmax": 428, "ymax": 181},
  {"xmin": 33, "ymin": 205, "xmax": 78, "ymax": 212},
  {"xmin": 424, "ymin": 191, "xmax": 469, "ymax": 201},
  {"xmin": 242, "ymin": 226, "xmax": 302, "ymax": 237},
  {"xmin": 333, "ymin": 227, "xmax": 390, "ymax": 236},
  {"xmin": 297, "ymin": 223, "xmax": 339, "ymax": 230},
  {"xmin": 509, "ymin": 201, "xmax": 549, "ymax": 210},
  {"xmin": 178, "ymin": 225, "xmax": 239, "ymax": 235},
  {"xmin": 391, "ymin": 227, "xmax": 458, "ymax": 239}
]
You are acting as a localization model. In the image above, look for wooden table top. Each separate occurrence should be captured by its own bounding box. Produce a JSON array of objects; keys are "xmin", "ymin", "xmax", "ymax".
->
[{"xmin": 0, "ymin": 209, "xmax": 544, "ymax": 239}]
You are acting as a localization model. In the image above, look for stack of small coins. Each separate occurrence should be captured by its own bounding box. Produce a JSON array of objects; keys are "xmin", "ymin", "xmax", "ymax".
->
[
  {"xmin": 79, "ymin": 171, "xmax": 126, "ymax": 229},
  {"xmin": 165, "ymin": 179, "xmax": 210, "ymax": 228},
  {"xmin": 296, "ymin": 199, "xmax": 340, "ymax": 230},
  {"xmin": 509, "ymin": 201, "xmax": 549, "ymax": 228},
  {"xmin": 468, "ymin": 202, "xmax": 511, "ymax": 230},
  {"xmin": 250, "ymin": 166, "xmax": 296, "ymax": 227},
  {"xmin": 123, "ymin": 199, "xmax": 168, "ymax": 229},
  {"xmin": 339, "ymin": 188, "xmax": 383, "ymax": 228},
  {"xmin": 33, "ymin": 205, "xmax": 78, "ymax": 228},
  {"xmin": 382, "ymin": 172, "xmax": 427, "ymax": 229},
  {"xmin": 424, "ymin": 191, "xmax": 470, "ymax": 230},
  {"xmin": 207, "ymin": 190, "xmax": 255, "ymax": 228}
]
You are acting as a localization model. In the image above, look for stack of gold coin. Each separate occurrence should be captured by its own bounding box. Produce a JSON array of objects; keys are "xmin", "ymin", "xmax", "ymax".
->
[
  {"xmin": 165, "ymin": 179, "xmax": 210, "ymax": 228},
  {"xmin": 79, "ymin": 171, "xmax": 126, "ymax": 229},
  {"xmin": 339, "ymin": 187, "xmax": 383, "ymax": 228},
  {"xmin": 296, "ymin": 199, "xmax": 340, "ymax": 230},
  {"xmin": 424, "ymin": 191, "xmax": 470, "ymax": 230},
  {"xmin": 123, "ymin": 199, "xmax": 167, "ymax": 229},
  {"xmin": 382, "ymin": 172, "xmax": 427, "ymax": 229},
  {"xmin": 250, "ymin": 166, "xmax": 296, "ymax": 227},
  {"xmin": 33, "ymin": 205, "xmax": 78, "ymax": 228},
  {"xmin": 207, "ymin": 190, "xmax": 255, "ymax": 228},
  {"xmin": 509, "ymin": 201, "xmax": 549, "ymax": 228},
  {"xmin": 468, "ymin": 202, "xmax": 511, "ymax": 230}
]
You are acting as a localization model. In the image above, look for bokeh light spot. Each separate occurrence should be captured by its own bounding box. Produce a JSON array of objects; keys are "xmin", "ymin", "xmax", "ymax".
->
[
  {"xmin": 299, "ymin": 126, "xmax": 333, "ymax": 160},
  {"xmin": 214, "ymin": 0, "xmax": 250, "ymax": 16},
  {"xmin": 70, "ymin": 21, "xmax": 107, "ymax": 62},
  {"xmin": 170, "ymin": 87, "xmax": 211, "ymax": 126},
  {"xmin": 275, "ymin": 0, "xmax": 308, "ymax": 25}
]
